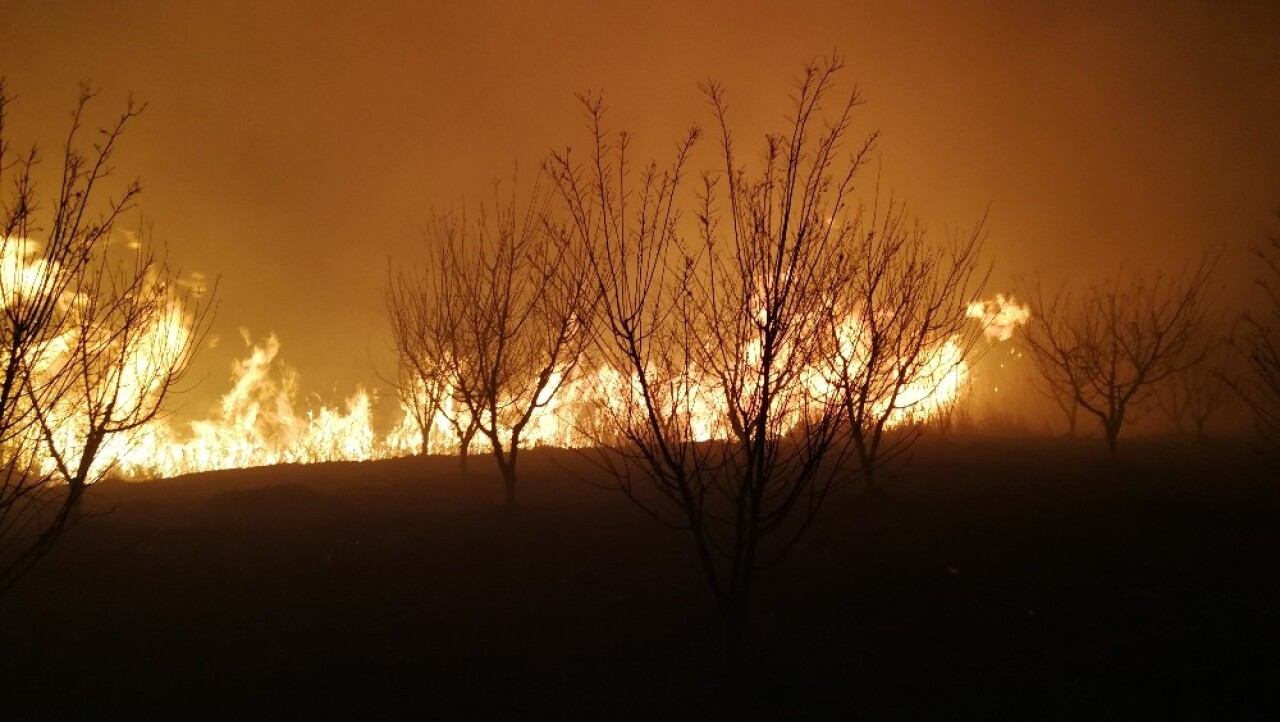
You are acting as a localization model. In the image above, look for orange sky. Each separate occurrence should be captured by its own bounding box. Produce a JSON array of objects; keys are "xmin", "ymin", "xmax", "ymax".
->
[{"xmin": 2, "ymin": 0, "xmax": 1278, "ymax": 418}]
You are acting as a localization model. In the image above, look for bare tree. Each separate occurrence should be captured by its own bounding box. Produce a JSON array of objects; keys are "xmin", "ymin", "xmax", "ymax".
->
[
  {"xmin": 1155, "ymin": 331, "xmax": 1231, "ymax": 439},
  {"xmin": 1021, "ymin": 259, "xmax": 1217, "ymax": 459},
  {"xmin": 1000, "ymin": 292, "xmax": 1080, "ymax": 437},
  {"xmin": 547, "ymin": 57, "xmax": 873, "ymax": 659},
  {"xmin": 385, "ymin": 266, "xmax": 446, "ymax": 453},
  {"xmin": 385, "ymin": 262, "xmax": 480, "ymax": 468},
  {"xmin": 1026, "ymin": 352, "xmax": 1081, "ymax": 436},
  {"xmin": 830, "ymin": 200, "xmax": 988, "ymax": 491},
  {"xmin": 1231, "ymin": 212, "xmax": 1280, "ymax": 447},
  {"xmin": 416, "ymin": 181, "xmax": 592, "ymax": 504},
  {"xmin": 0, "ymin": 82, "xmax": 213, "ymax": 595}
]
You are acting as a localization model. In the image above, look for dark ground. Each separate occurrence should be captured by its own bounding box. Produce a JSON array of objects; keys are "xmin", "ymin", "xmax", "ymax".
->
[{"xmin": 2, "ymin": 437, "xmax": 1277, "ymax": 720}]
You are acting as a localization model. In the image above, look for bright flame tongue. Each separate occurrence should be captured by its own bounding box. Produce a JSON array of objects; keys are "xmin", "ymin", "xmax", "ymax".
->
[{"xmin": 120, "ymin": 334, "xmax": 379, "ymax": 478}]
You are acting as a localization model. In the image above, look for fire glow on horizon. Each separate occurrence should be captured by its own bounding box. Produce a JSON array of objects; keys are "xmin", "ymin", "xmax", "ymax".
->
[{"xmin": 3, "ymin": 238, "xmax": 1030, "ymax": 480}]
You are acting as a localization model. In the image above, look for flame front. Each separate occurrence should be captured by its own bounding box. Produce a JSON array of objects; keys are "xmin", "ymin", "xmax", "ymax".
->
[
  {"xmin": 4, "ymin": 235, "xmax": 1025, "ymax": 480},
  {"xmin": 122, "ymin": 334, "xmax": 380, "ymax": 477}
]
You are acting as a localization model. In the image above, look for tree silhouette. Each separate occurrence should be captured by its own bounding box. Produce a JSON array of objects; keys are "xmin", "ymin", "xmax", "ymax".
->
[
  {"xmin": 385, "ymin": 261, "xmax": 480, "ymax": 469},
  {"xmin": 830, "ymin": 200, "xmax": 988, "ymax": 491},
  {"xmin": 0, "ymin": 82, "xmax": 213, "ymax": 595},
  {"xmin": 1155, "ymin": 330, "xmax": 1231, "ymax": 439},
  {"xmin": 1023, "ymin": 337, "xmax": 1081, "ymax": 436},
  {"xmin": 399, "ymin": 181, "xmax": 593, "ymax": 504},
  {"xmin": 1231, "ymin": 212, "xmax": 1280, "ymax": 447},
  {"xmin": 1021, "ymin": 259, "xmax": 1216, "ymax": 459},
  {"xmin": 548, "ymin": 57, "xmax": 874, "ymax": 659}
]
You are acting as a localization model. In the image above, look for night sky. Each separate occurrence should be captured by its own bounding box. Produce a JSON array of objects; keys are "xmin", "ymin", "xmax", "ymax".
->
[{"xmin": 3, "ymin": 0, "xmax": 1278, "ymax": 417}]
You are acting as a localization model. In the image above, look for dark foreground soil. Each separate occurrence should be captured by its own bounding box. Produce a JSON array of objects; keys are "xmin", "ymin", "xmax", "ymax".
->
[{"xmin": 2, "ymin": 437, "xmax": 1278, "ymax": 720}]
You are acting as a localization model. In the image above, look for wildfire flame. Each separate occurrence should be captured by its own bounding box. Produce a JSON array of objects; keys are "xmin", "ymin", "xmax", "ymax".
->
[
  {"xmin": 2, "ymin": 237, "xmax": 196, "ymax": 482},
  {"xmin": 3, "ymin": 239, "xmax": 1029, "ymax": 479},
  {"xmin": 966, "ymin": 294, "xmax": 1032, "ymax": 342}
]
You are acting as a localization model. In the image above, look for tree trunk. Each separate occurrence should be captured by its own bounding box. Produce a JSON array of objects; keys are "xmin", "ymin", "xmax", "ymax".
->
[
  {"xmin": 459, "ymin": 427, "xmax": 476, "ymax": 475},
  {"xmin": 854, "ymin": 435, "xmax": 877, "ymax": 493},
  {"xmin": 0, "ymin": 482, "xmax": 86, "ymax": 596},
  {"xmin": 501, "ymin": 464, "xmax": 517, "ymax": 506},
  {"xmin": 1105, "ymin": 418, "xmax": 1120, "ymax": 460}
]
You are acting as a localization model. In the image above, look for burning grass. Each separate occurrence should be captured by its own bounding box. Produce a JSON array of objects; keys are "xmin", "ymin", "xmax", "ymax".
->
[{"xmin": 116, "ymin": 295, "xmax": 1026, "ymax": 480}]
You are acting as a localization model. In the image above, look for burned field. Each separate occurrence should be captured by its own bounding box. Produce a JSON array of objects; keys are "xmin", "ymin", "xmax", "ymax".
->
[{"xmin": 3, "ymin": 437, "xmax": 1276, "ymax": 719}]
